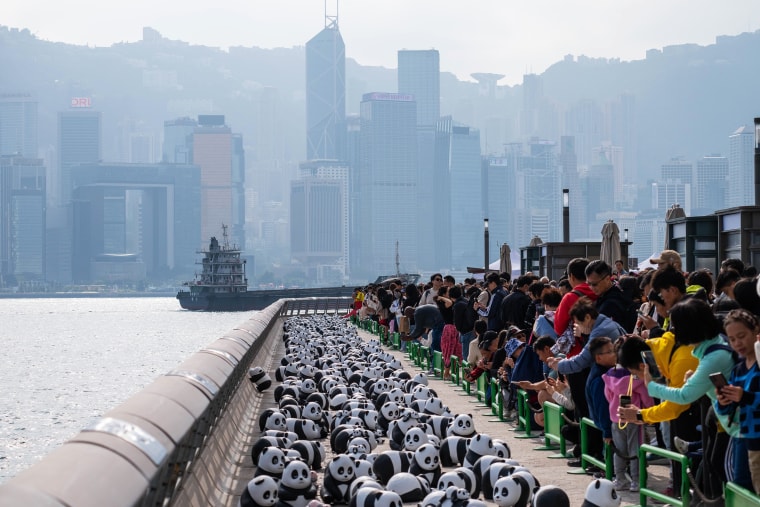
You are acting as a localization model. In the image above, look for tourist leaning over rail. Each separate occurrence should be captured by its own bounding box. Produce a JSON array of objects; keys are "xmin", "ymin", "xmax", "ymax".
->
[
  {"xmin": 620, "ymin": 298, "xmax": 749, "ymax": 495},
  {"xmin": 716, "ymin": 308, "xmax": 760, "ymax": 493}
]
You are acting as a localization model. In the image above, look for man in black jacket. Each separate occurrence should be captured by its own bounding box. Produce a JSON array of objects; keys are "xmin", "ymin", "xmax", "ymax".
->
[
  {"xmin": 585, "ymin": 260, "xmax": 636, "ymax": 333},
  {"xmin": 452, "ymin": 285, "xmax": 476, "ymax": 361},
  {"xmin": 500, "ymin": 274, "xmax": 534, "ymax": 330}
]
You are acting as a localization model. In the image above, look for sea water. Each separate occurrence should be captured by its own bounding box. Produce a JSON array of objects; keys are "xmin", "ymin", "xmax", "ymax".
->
[{"xmin": 0, "ymin": 297, "xmax": 255, "ymax": 483}]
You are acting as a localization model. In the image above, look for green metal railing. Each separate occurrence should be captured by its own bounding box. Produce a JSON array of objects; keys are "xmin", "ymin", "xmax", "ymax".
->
[
  {"xmin": 567, "ymin": 417, "xmax": 612, "ymax": 480},
  {"xmin": 534, "ymin": 401, "xmax": 573, "ymax": 457},
  {"xmin": 634, "ymin": 443, "xmax": 690, "ymax": 507},
  {"xmin": 725, "ymin": 481, "xmax": 760, "ymax": 507},
  {"xmin": 513, "ymin": 389, "xmax": 535, "ymax": 438}
]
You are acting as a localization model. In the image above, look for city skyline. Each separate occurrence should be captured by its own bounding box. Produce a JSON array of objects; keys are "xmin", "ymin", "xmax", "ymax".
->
[{"xmin": 5, "ymin": 0, "xmax": 759, "ymax": 85}]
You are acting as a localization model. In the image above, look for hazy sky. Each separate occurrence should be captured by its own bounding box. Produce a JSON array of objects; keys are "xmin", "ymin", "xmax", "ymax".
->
[{"xmin": 6, "ymin": 0, "xmax": 759, "ymax": 85}]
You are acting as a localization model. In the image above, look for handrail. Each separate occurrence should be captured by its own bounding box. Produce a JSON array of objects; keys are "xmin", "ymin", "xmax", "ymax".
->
[
  {"xmin": 0, "ymin": 297, "xmax": 351, "ymax": 507},
  {"xmin": 636, "ymin": 443, "xmax": 691, "ymax": 507}
]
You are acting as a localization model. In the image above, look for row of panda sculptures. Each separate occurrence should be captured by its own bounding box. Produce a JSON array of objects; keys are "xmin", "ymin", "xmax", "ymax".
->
[{"xmin": 240, "ymin": 315, "xmax": 623, "ymax": 507}]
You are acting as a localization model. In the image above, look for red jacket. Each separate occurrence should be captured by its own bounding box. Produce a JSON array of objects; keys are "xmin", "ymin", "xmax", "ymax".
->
[{"xmin": 553, "ymin": 282, "xmax": 597, "ymax": 336}]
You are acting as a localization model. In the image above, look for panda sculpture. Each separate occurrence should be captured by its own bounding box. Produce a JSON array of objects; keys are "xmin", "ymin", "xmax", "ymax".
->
[
  {"xmin": 320, "ymin": 454, "xmax": 355, "ymax": 505},
  {"xmin": 531, "ymin": 486, "xmax": 570, "ymax": 507},
  {"xmin": 492, "ymin": 439, "xmax": 511, "ymax": 459},
  {"xmin": 289, "ymin": 440, "xmax": 325, "ymax": 471},
  {"xmin": 348, "ymin": 477, "xmax": 383, "ymax": 499},
  {"xmin": 276, "ymin": 457, "xmax": 317, "ymax": 507},
  {"xmin": 254, "ymin": 447, "xmax": 287, "ymax": 481},
  {"xmin": 251, "ymin": 437, "xmax": 292, "ymax": 465},
  {"xmin": 437, "ymin": 467, "xmax": 478, "ymax": 499},
  {"xmin": 385, "ymin": 472, "xmax": 430, "ymax": 502},
  {"xmin": 259, "ymin": 410, "xmax": 288, "ymax": 432},
  {"xmin": 481, "ymin": 462, "xmax": 517, "ymax": 500},
  {"xmin": 371, "ymin": 450, "xmax": 413, "ymax": 485},
  {"xmin": 239, "ymin": 475, "xmax": 278, "ymax": 507},
  {"xmin": 408, "ymin": 443, "xmax": 441, "ymax": 489},
  {"xmin": 581, "ymin": 479, "xmax": 621, "ymax": 507},
  {"xmin": 348, "ymin": 487, "xmax": 403, "ymax": 507},
  {"xmin": 285, "ymin": 418, "xmax": 322, "ymax": 440},
  {"xmin": 403, "ymin": 426, "xmax": 431, "ymax": 452},
  {"xmin": 463, "ymin": 433, "xmax": 497, "ymax": 468},
  {"xmin": 491, "ymin": 475, "xmax": 531, "ymax": 507},
  {"xmin": 446, "ymin": 414, "xmax": 477, "ymax": 438},
  {"xmin": 439, "ymin": 436, "xmax": 469, "ymax": 467},
  {"xmin": 249, "ymin": 367, "xmax": 273, "ymax": 392}
]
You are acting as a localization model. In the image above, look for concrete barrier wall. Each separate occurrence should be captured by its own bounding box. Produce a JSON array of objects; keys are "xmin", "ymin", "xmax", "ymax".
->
[{"xmin": 0, "ymin": 299, "xmax": 306, "ymax": 507}]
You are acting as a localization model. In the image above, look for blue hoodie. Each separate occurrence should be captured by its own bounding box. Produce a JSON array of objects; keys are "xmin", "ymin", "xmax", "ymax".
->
[
  {"xmin": 586, "ymin": 362, "xmax": 613, "ymax": 439},
  {"xmin": 556, "ymin": 314, "xmax": 626, "ymax": 375}
]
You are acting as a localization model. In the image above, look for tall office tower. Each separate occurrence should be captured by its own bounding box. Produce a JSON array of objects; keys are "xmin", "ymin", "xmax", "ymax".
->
[
  {"xmin": 0, "ymin": 94, "xmax": 38, "ymax": 157},
  {"xmin": 514, "ymin": 140, "xmax": 561, "ymax": 248},
  {"xmin": 520, "ymin": 73, "xmax": 543, "ymax": 139},
  {"xmin": 631, "ymin": 210, "xmax": 667, "ymax": 265},
  {"xmin": 728, "ymin": 125, "xmax": 755, "ymax": 208},
  {"xmin": 57, "ymin": 104, "xmax": 101, "ymax": 206},
  {"xmin": 592, "ymin": 143, "xmax": 624, "ymax": 206},
  {"xmin": 584, "ymin": 150, "xmax": 616, "ymax": 236},
  {"xmin": 695, "ymin": 155, "xmax": 728, "ymax": 213},
  {"xmin": 660, "ymin": 158, "xmax": 693, "ymax": 208},
  {"xmin": 651, "ymin": 181, "xmax": 691, "ymax": 215},
  {"xmin": 398, "ymin": 49, "xmax": 440, "ymax": 270},
  {"xmin": 564, "ymin": 99, "xmax": 603, "ymax": 168},
  {"xmin": 306, "ymin": 11, "xmax": 346, "ymax": 160},
  {"xmin": 560, "ymin": 136, "xmax": 585, "ymax": 240},
  {"xmin": 231, "ymin": 134, "xmax": 246, "ymax": 250},
  {"xmin": 163, "ymin": 117, "xmax": 197, "ymax": 163},
  {"xmin": 398, "ymin": 50, "xmax": 440, "ymax": 127},
  {"xmin": 433, "ymin": 117, "xmax": 481, "ymax": 269},
  {"xmin": 606, "ymin": 93, "xmax": 637, "ymax": 183},
  {"xmin": 484, "ymin": 155, "xmax": 517, "ymax": 258},
  {"xmin": 0, "ymin": 156, "xmax": 46, "ymax": 285},
  {"xmin": 192, "ymin": 115, "xmax": 241, "ymax": 247},
  {"xmin": 290, "ymin": 160, "xmax": 349, "ymax": 283},
  {"xmin": 355, "ymin": 93, "xmax": 417, "ymax": 278}
]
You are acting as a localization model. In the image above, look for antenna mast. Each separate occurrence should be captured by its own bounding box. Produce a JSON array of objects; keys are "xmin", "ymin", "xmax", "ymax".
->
[{"xmin": 325, "ymin": 0, "xmax": 339, "ymax": 29}]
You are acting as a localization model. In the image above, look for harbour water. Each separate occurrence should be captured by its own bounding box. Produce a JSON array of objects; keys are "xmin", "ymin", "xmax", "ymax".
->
[{"xmin": 0, "ymin": 297, "xmax": 255, "ymax": 483}]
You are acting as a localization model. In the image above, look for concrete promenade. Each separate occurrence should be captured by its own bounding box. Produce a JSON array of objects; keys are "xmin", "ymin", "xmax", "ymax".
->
[{"xmin": 366, "ymin": 329, "xmax": 671, "ymax": 506}]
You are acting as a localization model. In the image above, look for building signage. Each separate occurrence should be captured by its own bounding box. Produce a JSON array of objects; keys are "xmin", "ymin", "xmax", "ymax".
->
[{"xmin": 70, "ymin": 97, "xmax": 92, "ymax": 108}]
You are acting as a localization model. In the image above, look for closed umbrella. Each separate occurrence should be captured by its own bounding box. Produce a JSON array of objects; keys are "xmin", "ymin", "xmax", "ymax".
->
[
  {"xmin": 664, "ymin": 204, "xmax": 686, "ymax": 249},
  {"xmin": 499, "ymin": 243, "xmax": 512, "ymax": 275},
  {"xmin": 600, "ymin": 219, "xmax": 621, "ymax": 266}
]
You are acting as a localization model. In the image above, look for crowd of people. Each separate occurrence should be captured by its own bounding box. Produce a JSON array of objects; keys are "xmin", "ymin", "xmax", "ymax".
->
[{"xmin": 349, "ymin": 250, "xmax": 760, "ymax": 500}]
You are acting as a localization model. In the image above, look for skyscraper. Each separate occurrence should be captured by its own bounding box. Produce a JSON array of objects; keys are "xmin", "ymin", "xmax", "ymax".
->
[
  {"xmin": 57, "ymin": 106, "xmax": 101, "ymax": 206},
  {"xmin": 695, "ymin": 155, "xmax": 728, "ymax": 213},
  {"xmin": 306, "ymin": 15, "xmax": 345, "ymax": 160},
  {"xmin": 435, "ymin": 117, "xmax": 481, "ymax": 269},
  {"xmin": 290, "ymin": 160, "xmax": 349, "ymax": 283},
  {"xmin": 398, "ymin": 50, "xmax": 440, "ymax": 127},
  {"xmin": 728, "ymin": 125, "xmax": 755, "ymax": 208},
  {"xmin": 355, "ymin": 93, "xmax": 418, "ymax": 278},
  {"xmin": 0, "ymin": 93, "xmax": 37, "ymax": 158}
]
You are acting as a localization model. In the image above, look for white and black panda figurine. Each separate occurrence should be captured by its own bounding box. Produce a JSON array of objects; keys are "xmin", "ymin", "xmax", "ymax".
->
[
  {"xmin": 289, "ymin": 440, "xmax": 325, "ymax": 471},
  {"xmin": 277, "ymin": 460, "xmax": 318, "ymax": 507},
  {"xmin": 249, "ymin": 367, "xmax": 273, "ymax": 392},
  {"xmin": 463, "ymin": 433, "xmax": 496, "ymax": 468},
  {"xmin": 371, "ymin": 450, "xmax": 413, "ymax": 485},
  {"xmin": 531, "ymin": 485, "xmax": 570, "ymax": 507},
  {"xmin": 439, "ymin": 436, "xmax": 469, "ymax": 467},
  {"xmin": 481, "ymin": 462, "xmax": 517, "ymax": 500},
  {"xmin": 437, "ymin": 467, "xmax": 478, "ymax": 499},
  {"xmin": 259, "ymin": 410, "xmax": 288, "ymax": 432},
  {"xmin": 492, "ymin": 439, "xmax": 511, "ymax": 459},
  {"xmin": 447, "ymin": 414, "xmax": 477, "ymax": 438},
  {"xmin": 320, "ymin": 455, "xmax": 356, "ymax": 505},
  {"xmin": 403, "ymin": 426, "xmax": 431, "ymax": 452},
  {"xmin": 240, "ymin": 475, "xmax": 279, "ymax": 507},
  {"xmin": 348, "ymin": 487, "xmax": 404, "ymax": 507},
  {"xmin": 491, "ymin": 475, "xmax": 531, "ymax": 507},
  {"xmin": 409, "ymin": 443, "xmax": 441, "ymax": 488},
  {"xmin": 255, "ymin": 447, "xmax": 287, "ymax": 481},
  {"xmin": 385, "ymin": 472, "xmax": 430, "ymax": 503},
  {"xmin": 581, "ymin": 479, "xmax": 621, "ymax": 507}
]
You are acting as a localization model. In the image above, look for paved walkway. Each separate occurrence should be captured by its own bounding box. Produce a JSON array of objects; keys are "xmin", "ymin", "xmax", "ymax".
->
[{"xmin": 370, "ymin": 330, "xmax": 671, "ymax": 506}]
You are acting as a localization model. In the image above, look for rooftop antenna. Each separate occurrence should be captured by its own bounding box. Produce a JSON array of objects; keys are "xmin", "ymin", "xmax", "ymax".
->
[{"xmin": 325, "ymin": 0, "xmax": 339, "ymax": 29}]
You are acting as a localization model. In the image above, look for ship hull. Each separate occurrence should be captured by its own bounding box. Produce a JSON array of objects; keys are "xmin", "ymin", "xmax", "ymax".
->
[{"xmin": 176, "ymin": 291, "xmax": 260, "ymax": 312}]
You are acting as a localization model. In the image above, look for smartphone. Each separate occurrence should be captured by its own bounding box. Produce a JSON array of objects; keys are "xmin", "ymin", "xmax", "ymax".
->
[
  {"xmin": 637, "ymin": 310, "xmax": 647, "ymax": 317},
  {"xmin": 640, "ymin": 351, "xmax": 663, "ymax": 380},
  {"xmin": 709, "ymin": 372, "xmax": 728, "ymax": 389},
  {"xmin": 619, "ymin": 394, "xmax": 632, "ymax": 407}
]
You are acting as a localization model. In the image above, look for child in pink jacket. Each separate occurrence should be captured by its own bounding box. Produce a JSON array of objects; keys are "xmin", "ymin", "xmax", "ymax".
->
[{"xmin": 604, "ymin": 361, "xmax": 654, "ymax": 492}]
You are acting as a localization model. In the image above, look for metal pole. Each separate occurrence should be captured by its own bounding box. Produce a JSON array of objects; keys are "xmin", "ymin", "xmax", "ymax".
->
[
  {"xmin": 562, "ymin": 189, "xmax": 570, "ymax": 243},
  {"xmin": 484, "ymin": 218, "xmax": 490, "ymax": 274}
]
